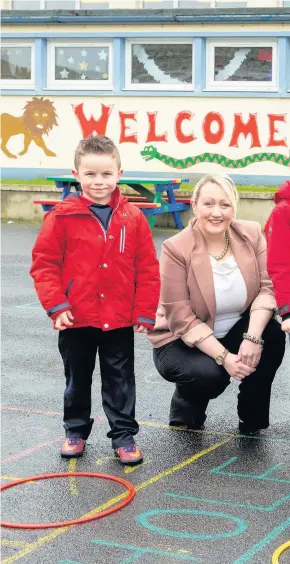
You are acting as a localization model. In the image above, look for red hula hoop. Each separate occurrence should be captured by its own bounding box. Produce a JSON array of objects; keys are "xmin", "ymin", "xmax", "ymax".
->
[{"xmin": 0, "ymin": 471, "xmax": 136, "ymax": 529}]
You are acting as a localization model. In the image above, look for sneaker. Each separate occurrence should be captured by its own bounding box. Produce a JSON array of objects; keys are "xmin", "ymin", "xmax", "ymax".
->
[
  {"xmin": 60, "ymin": 438, "xmax": 86, "ymax": 458},
  {"xmin": 114, "ymin": 444, "xmax": 143, "ymax": 466}
]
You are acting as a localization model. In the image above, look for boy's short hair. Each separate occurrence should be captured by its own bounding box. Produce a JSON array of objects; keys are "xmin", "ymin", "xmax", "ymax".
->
[{"xmin": 74, "ymin": 135, "xmax": 121, "ymax": 170}]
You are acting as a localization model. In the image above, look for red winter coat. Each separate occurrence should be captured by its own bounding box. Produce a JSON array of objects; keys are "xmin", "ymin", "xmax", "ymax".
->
[
  {"xmin": 265, "ymin": 180, "xmax": 290, "ymax": 317},
  {"xmin": 30, "ymin": 189, "xmax": 160, "ymax": 331}
]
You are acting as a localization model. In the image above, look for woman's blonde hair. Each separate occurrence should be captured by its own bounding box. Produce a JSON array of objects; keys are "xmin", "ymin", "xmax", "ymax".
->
[{"xmin": 191, "ymin": 174, "xmax": 239, "ymax": 218}]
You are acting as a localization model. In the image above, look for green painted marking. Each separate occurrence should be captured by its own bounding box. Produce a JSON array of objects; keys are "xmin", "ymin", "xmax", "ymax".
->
[
  {"xmin": 16, "ymin": 302, "xmax": 41, "ymax": 310},
  {"xmin": 137, "ymin": 508, "xmax": 247, "ymax": 539},
  {"xmin": 210, "ymin": 456, "xmax": 290, "ymax": 484},
  {"xmin": 233, "ymin": 518, "xmax": 290, "ymax": 564},
  {"xmin": 165, "ymin": 492, "xmax": 290, "ymax": 512}
]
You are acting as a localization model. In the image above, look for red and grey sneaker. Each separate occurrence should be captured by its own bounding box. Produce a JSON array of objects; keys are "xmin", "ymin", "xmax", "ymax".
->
[
  {"xmin": 60, "ymin": 438, "xmax": 86, "ymax": 458},
  {"xmin": 114, "ymin": 444, "xmax": 143, "ymax": 466}
]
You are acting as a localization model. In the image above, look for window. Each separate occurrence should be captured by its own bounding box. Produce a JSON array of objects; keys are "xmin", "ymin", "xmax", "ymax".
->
[
  {"xmin": 79, "ymin": 2, "xmax": 109, "ymax": 7},
  {"xmin": 45, "ymin": 1, "xmax": 76, "ymax": 7},
  {"xmin": 12, "ymin": 1, "xmax": 40, "ymax": 8},
  {"xmin": 142, "ymin": 1, "xmax": 175, "ymax": 7},
  {"xmin": 1, "ymin": 40, "xmax": 35, "ymax": 88},
  {"xmin": 47, "ymin": 41, "xmax": 113, "ymax": 89},
  {"xmin": 206, "ymin": 39, "xmax": 278, "ymax": 91},
  {"xmin": 178, "ymin": 1, "xmax": 211, "ymax": 7},
  {"xmin": 125, "ymin": 39, "xmax": 194, "ymax": 90}
]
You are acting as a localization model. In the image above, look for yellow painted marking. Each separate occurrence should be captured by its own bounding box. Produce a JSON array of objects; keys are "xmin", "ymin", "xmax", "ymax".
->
[
  {"xmin": 1, "ymin": 476, "xmax": 35, "ymax": 484},
  {"xmin": 95, "ymin": 456, "xmax": 115, "ymax": 466},
  {"xmin": 124, "ymin": 460, "xmax": 151, "ymax": 474},
  {"xmin": 272, "ymin": 540, "xmax": 290, "ymax": 563},
  {"xmin": 68, "ymin": 459, "xmax": 78, "ymax": 495},
  {"xmin": 2, "ymin": 436, "xmax": 232, "ymax": 564},
  {"xmin": 139, "ymin": 420, "xmax": 235, "ymax": 437},
  {"xmin": 1, "ymin": 541, "xmax": 29, "ymax": 547}
]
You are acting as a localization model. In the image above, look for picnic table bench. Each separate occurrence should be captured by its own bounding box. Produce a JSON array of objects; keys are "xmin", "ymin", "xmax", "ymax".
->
[{"xmin": 34, "ymin": 175, "xmax": 190, "ymax": 229}]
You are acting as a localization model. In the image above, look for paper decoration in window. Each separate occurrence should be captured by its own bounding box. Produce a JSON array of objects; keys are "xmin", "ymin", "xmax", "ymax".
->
[
  {"xmin": 131, "ymin": 43, "xmax": 192, "ymax": 85},
  {"xmin": 55, "ymin": 46, "xmax": 109, "ymax": 81},
  {"xmin": 214, "ymin": 47, "xmax": 273, "ymax": 82}
]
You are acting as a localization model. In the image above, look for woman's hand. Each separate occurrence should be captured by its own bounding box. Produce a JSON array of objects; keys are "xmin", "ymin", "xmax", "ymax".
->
[
  {"xmin": 237, "ymin": 339, "xmax": 262, "ymax": 368},
  {"xmin": 281, "ymin": 318, "xmax": 290, "ymax": 333},
  {"xmin": 55, "ymin": 310, "xmax": 74, "ymax": 330},
  {"xmin": 224, "ymin": 352, "xmax": 256, "ymax": 381}
]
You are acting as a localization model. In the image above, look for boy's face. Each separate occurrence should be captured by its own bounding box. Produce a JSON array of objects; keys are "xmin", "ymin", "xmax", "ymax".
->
[{"xmin": 73, "ymin": 153, "xmax": 122, "ymax": 205}]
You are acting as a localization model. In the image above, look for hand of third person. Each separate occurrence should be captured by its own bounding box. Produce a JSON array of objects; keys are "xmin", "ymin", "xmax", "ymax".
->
[
  {"xmin": 281, "ymin": 318, "xmax": 290, "ymax": 333},
  {"xmin": 133, "ymin": 324, "xmax": 148, "ymax": 333},
  {"xmin": 223, "ymin": 352, "xmax": 256, "ymax": 382}
]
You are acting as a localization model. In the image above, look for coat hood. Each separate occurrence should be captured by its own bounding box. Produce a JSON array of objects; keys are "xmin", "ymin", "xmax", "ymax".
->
[{"xmin": 274, "ymin": 180, "xmax": 290, "ymax": 204}]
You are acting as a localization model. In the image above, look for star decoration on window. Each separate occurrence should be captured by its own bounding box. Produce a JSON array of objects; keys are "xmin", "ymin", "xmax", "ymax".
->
[
  {"xmin": 95, "ymin": 65, "xmax": 100, "ymax": 72},
  {"xmin": 102, "ymin": 73, "xmax": 108, "ymax": 79},
  {"xmin": 60, "ymin": 68, "xmax": 69, "ymax": 79},
  {"xmin": 67, "ymin": 56, "xmax": 74, "ymax": 64},
  {"xmin": 81, "ymin": 74, "xmax": 87, "ymax": 80},
  {"xmin": 58, "ymin": 49, "xmax": 64, "ymax": 56},
  {"xmin": 81, "ymin": 49, "xmax": 87, "ymax": 57},
  {"xmin": 79, "ymin": 60, "xmax": 88, "ymax": 71},
  {"xmin": 98, "ymin": 50, "xmax": 108, "ymax": 61}
]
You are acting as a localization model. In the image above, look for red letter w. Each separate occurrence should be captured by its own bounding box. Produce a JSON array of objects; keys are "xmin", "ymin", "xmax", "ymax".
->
[{"xmin": 72, "ymin": 103, "xmax": 113, "ymax": 138}]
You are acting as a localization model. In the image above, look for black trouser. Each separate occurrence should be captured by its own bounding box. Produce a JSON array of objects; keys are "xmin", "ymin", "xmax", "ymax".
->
[
  {"xmin": 153, "ymin": 313, "xmax": 285, "ymax": 429},
  {"xmin": 58, "ymin": 326, "xmax": 138, "ymax": 449}
]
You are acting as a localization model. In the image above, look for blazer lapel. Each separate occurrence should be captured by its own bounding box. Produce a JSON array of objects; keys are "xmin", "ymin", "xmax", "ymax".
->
[{"xmin": 190, "ymin": 223, "xmax": 216, "ymax": 321}]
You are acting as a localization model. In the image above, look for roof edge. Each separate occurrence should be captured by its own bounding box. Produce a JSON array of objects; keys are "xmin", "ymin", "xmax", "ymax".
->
[{"xmin": 2, "ymin": 8, "xmax": 290, "ymax": 25}]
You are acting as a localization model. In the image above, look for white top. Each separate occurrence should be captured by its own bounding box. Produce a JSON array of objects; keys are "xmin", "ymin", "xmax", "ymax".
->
[{"xmin": 210, "ymin": 255, "xmax": 247, "ymax": 339}]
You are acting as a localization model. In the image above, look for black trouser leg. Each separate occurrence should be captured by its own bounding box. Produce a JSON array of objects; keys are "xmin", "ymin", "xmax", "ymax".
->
[
  {"xmin": 98, "ymin": 327, "xmax": 139, "ymax": 449},
  {"xmin": 58, "ymin": 327, "xmax": 98, "ymax": 439},
  {"xmin": 154, "ymin": 313, "xmax": 285, "ymax": 429},
  {"xmin": 153, "ymin": 339, "xmax": 230, "ymax": 426},
  {"xmin": 222, "ymin": 315, "xmax": 285, "ymax": 429},
  {"xmin": 227, "ymin": 318, "xmax": 285, "ymax": 429}
]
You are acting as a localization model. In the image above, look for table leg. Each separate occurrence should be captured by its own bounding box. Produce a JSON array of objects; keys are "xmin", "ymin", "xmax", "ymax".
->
[{"xmin": 166, "ymin": 188, "xmax": 184, "ymax": 229}]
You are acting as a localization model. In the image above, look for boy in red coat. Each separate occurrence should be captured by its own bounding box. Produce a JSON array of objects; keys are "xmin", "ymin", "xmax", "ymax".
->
[
  {"xmin": 31, "ymin": 135, "xmax": 160, "ymax": 464},
  {"xmin": 265, "ymin": 180, "xmax": 290, "ymax": 334}
]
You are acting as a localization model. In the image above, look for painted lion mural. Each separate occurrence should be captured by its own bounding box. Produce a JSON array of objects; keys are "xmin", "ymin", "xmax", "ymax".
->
[{"xmin": 1, "ymin": 97, "xmax": 58, "ymax": 159}]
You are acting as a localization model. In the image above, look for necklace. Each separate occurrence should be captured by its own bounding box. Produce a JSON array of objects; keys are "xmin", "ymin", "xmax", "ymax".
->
[{"xmin": 210, "ymin": 231, "xmax": 229, "ymax": 261}]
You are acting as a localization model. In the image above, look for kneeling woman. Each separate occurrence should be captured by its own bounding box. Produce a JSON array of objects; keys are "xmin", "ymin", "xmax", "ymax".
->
[{"xmin": 148, "ymin": 174, "xmax": 285, "ymax": 435}]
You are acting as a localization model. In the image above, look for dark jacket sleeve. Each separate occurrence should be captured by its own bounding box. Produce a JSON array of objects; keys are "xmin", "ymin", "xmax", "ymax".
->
[
  {"xmin": 132, "ymin": 213, "xmax": 160, "ymax": 329},
  {"xmin": 266, "ymin": 203, "xmax": 290, "ymax": 316}
]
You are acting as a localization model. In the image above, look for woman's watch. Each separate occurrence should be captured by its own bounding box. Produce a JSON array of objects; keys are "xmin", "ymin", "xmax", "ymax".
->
[{"xmin": 215, "ymin": 348, "xmax": 229, "ymax": 365}]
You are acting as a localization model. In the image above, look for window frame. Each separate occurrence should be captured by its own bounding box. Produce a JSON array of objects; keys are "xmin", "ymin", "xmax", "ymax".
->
[
  {"xmin": 125, "ymin": 38, "xmax": 195, "ymax": 91},
  {"xmin": 1, "ymin": 40, "xmax": 35, "ymax": 89},
  {"xmin": 47, "ymin": 39, "xmax": 113, "ymax": 90},
  {"xmin": 205, "ymin": 38, "xmax": 279, "ymax": 92}
]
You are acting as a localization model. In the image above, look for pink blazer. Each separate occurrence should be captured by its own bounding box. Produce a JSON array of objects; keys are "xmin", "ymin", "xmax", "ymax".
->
[{"xmin": 148, "ymin": 218, "xmax": 276, "ymax": 348}]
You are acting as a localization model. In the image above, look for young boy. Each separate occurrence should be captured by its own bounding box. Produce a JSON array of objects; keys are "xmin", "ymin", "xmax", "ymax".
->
[
  {"xmin": 30, "ymin": 135, "xmax": 160, "ymax": 465},
  {"xmin": 265, "ymin": 180, "xmax": 290, "ymax": 334}
]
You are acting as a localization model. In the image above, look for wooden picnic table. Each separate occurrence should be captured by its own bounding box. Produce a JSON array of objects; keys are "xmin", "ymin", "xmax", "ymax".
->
[{"xmin": 44, "ymin": 175, "xmax": 190, "ymax": 229}]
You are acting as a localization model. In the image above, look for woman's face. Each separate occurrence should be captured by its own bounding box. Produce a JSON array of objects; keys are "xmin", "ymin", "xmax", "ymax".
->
[{"xmin": 193, "ymin": 182, "xmax": 235, "ymax": 236}]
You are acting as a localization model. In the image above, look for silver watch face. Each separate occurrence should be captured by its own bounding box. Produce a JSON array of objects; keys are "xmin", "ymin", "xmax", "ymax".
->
[{"xmin": 216, "ymin": 357, "xmax": 223, "ymax": 365}]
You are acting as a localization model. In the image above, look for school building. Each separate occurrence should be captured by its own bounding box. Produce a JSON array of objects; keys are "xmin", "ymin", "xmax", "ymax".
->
[{"xmin": 1, "ymin": 0, "xmax": 290, "ymax": 185}]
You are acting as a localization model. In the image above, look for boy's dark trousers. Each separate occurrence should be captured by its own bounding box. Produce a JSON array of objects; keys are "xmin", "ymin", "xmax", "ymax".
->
[{"xmin": 58, "ymin": 326, "xmax": 138, "ymax": 449}]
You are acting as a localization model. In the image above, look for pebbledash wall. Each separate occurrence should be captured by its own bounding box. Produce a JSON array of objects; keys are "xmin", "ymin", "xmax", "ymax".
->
[{"xmin": 1, "ymin": 7, "xmax": 290, "ymax": 192}]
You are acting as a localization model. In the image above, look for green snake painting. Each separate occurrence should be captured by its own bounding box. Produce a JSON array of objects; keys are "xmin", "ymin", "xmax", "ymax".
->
[{"xmin": 140, "ymin": 145, "xmax": 290, "ymax": 169}]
